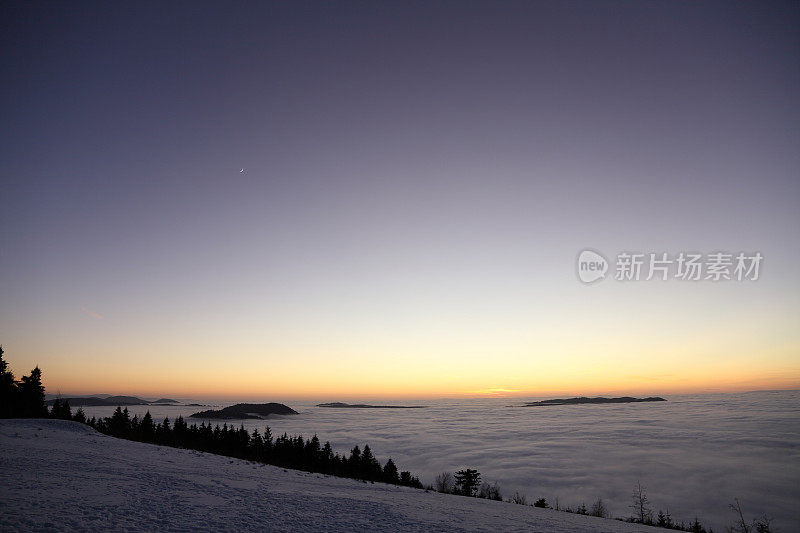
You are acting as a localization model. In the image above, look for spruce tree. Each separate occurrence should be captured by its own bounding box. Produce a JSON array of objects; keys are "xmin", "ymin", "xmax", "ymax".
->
[
  {"xmin": 454, "ymin": 469, "xmax": 481, "ymax": 496},
  {"xmin": 382, "ymin": 458, "xmax": 399, "ymax": 484},
  {"xmin": 361, "ymin": 445, "xmax": 381, "ymax": 480},
  {"xmin": 140, "ymin": 411, "xmax": 156, "ymax": 442},
  {"xmin": 50, "ymin": 398, "xmax": 63, "ymax": 418},
  {"xmin": 19, "ymin": 366, "xmax": 47, "ymax": 417},
  {"xmin": 0, "ymin": 345, "xmax": 16, "ymax": 417},
  {"xmin": 73, "ymin": 407, "xmax": 86, "ymax": 424}
]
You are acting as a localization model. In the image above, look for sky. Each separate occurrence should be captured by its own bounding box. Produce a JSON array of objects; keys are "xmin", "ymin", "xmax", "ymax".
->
[{"xmin": 1, "ymin": 1, "xmax": 798, "ymax": 400}]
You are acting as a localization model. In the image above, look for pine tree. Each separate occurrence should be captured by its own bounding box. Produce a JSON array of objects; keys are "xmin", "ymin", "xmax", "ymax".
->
[
  {"xmin": 110, "ymin": 406, "xmax": 128, "ymax": 437},
  {"xmin": 249, "ymin": 429, "xmax": 264, "ymax": 461},
  {"xmin": 73, "ymin": 407, "xmax": 87, "ymax": 424},
  {"xmin": 19, "ymin": 366, "xmax": 47, "ymax": 417},
  {"xmin": 348, "ymin": 445, "xmax": 361, "ymax": 477},
  {"xmin": 382, "ymin": 458, "xmax": 399, "ymax": 484},
  {"xmin": 156, "ymin": 417, "xmax": 172, "ymax": 445},
  {"xmin": 321, "ymin": 441, "xmax": 334, "ymax": 473},
  {"xmin": 360, "ymin": 445, "xmax": 381, "ymax": 480},
  {"xmin": 50, "ymin": 398, "xmax": 63, "ymax": 418},
  {"xmin": 454, "ymin": 469, "xmax": 481, "ymax": 496},
  {"xmin": 61, "ymin": 399, "xmax": 72, "ymax": 420},
  {"xmin": 140, "ymin": 411, "xmax": 156, "ymax": 442},
  {"xmin": 173, "ymin": 416, "xmax": 188, "ymax": 443},
  {"xmin": 0, "ymin": 345, "xmax": 17, "ymax": 417},
  {"xmin": 306, "ymin": 435, "xmax": 321, "ymax": 470}
]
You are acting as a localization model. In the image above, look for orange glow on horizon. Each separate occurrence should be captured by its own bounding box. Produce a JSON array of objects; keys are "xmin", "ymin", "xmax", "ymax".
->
[
  {"xmin": 38, "ymin": 364, "xmax": 800, "ymax": 402},
  {"xmin": 9, "ymin": 300, "xmax": 799, "ymax": 402}
]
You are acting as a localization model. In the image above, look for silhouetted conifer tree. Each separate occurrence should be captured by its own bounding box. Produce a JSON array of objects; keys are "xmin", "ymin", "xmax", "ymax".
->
[
  {"xmin": 50, "ymin": 398, "xmax": 63, "ymax": 418},
  {"xmin": 382, "ymin": 458, "xmax": 399, "ymax": 484},
  {"xmin": 156, "ymin": 417, "xmax": 172, "ymax": 445},
  {"xmin": 61, "ymin": 399, "xmax": 72, "ymax": 420},
  {"xmin": 360, "ymin": 445, "xmax": 382, "ymax": 480},
  {"xmin": 454, "ymin": 469, "xmax": 481, "ymax": 496},
  {"xmin": 18, "ymin": 366, "xmax": 47, "ymax": 417},
  {"xmin": 321, "ymin": 441, "xmax": 334, "ymax": 473},
  {"xmin": 349, "ymin": 445, "xmax": 361, "ymax": 470},
  {"xmin": 0, "ymin": 346, "xmax": 17, "ymax": 418},
  {"xmin": 173, "ymin": 416, "xmax": 188, "ymax": 443},
  {"xmin": 73, "ymin": 408, "xmax": 87, "ymax": 424},
  {"xmin": 140, "ymin": 411, "xmax": 156, "ymax": 442}
]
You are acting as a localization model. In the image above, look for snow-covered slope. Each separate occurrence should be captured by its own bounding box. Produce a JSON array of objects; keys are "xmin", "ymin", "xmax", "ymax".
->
[{"xmin": 0, "ymin": 419, "xmax": 661, "ymax": 532}]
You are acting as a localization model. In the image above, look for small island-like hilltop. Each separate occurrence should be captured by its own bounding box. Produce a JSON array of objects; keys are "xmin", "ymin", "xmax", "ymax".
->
[
  {"xmin": 189, "ymin": 403, "xmax": 298, "ymax": 420},
  {"xmin": 522, "ymin": 396, "xmax": 666, "ymax": 407},
  {"xmin": 317, "ymin": 402, "xmax": 426, "ymax": 409}
]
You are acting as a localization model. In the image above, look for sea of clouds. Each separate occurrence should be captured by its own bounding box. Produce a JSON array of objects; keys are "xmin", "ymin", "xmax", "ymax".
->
[{"xmin": 82, "ymin": 391, "xmax": 800, "ymax": 532}]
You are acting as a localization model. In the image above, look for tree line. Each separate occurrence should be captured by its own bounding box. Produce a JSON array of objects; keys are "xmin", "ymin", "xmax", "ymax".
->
[
  {"xmin": 87, "ymin": 405, "xmax": 424, "ymax": 488},
  {"xmin": 0, "ymin": 346, "xmax": 422, "ymax": 488}
]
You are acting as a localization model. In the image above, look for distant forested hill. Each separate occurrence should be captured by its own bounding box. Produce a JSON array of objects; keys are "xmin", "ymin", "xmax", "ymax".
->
[{"xmin": 190, "ymin": 403, "xmax": 298, "ymax": 419}]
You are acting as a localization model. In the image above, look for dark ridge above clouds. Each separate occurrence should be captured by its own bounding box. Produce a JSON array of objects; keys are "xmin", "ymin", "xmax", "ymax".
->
[
  {"xmin": 522, "ymin": 397, "xmax": 666, "ymax": 407},
  {"xmin": 190, "ymin": 403, "xmax": 298, "ymax": 419},
  {"xmin": 317, "ymin": 402, "xmax": 427, "ymax": 409},
  {"xmin": 46, "ymin": 396, "xmax": 185, "ymax": 406},
  {"xmin": 46, "ymin": 396, "xmax": 151, "ymax": 406}
]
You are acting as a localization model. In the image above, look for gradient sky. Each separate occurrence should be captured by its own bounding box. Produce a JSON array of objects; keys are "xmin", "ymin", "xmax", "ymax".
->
[{"xmin": 1, "ymin": 1, "xmax": 798, "ymax": 399}]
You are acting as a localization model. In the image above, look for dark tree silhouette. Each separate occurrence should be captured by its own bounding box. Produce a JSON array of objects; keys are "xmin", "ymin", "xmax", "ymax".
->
[
  {"xmin": 73, "ymin": 407, "xmax": 87, "ymax": 424},
  {"xmin": 18, "ymin": 366, "xmax": 47, "ymax": 417},
  {"xmin": 82, "ymin": 403, "xmax": 426, "ymax": 492},
  {"xmin": 454, "ymin": 469, "xmax": 481, "ymax": 496},
  {"xmin": 50, "ymin": 398, "xmax": 73, "ymax": 420},
  {"xmin": 0, "ymin": 346, "xmax": 18, "ymax": 418},
  {"xmin": 360, "ymin": 445, "xmax": 382, "ymax": 481},
  {"xmin": 140, "ymin": 411, "xmax": 156, "ymax": 442},
  {"xmin": 50, "ymin": 398, "xmax": 63, "ymax": 418},
  {"xmin": 382, "ymin": 458, "xmax": 399, "ymax": 484},
  {"xmin": 61, "ymin": 399, "xmax": 72, "ymax": 420}
]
